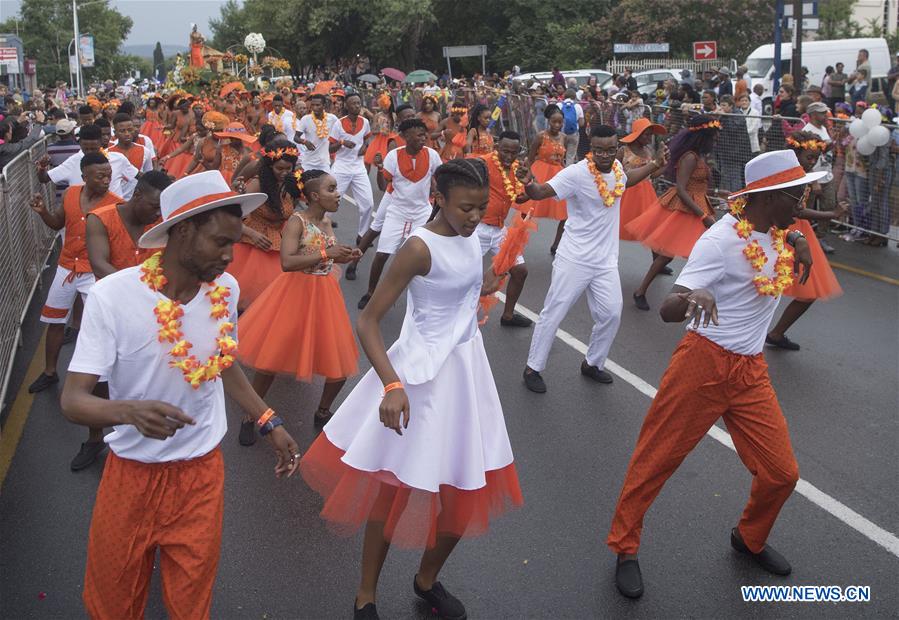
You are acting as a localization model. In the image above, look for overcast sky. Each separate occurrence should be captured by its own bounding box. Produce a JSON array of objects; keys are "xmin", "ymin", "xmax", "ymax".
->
[{"xmin": 0, "ymin": 0, "xmax": 233, "ymax": 46}]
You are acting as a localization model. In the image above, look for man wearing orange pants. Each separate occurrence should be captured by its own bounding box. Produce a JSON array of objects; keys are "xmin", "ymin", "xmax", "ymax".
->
[
  {"xmin": 61, "ymin": 171, "xmax": 303, "ymax": 619},
  {"xmin": 607, "ymin": 150, "xmax": 825, "ymax": 598}
]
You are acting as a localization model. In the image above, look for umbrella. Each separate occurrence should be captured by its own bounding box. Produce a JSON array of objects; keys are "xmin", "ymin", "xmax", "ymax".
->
[
  {"xmin": 405, "ymin": 70, "xmax": 438, "ymax": 84},
  {"xmin": 311, "ymin": 80, "xmax": 337, "ymax": 95},
  {"xmin": 357, "ymin": 74, "xmax": 380, "ymax": 84},
  {"xmin": 380, "ymin": 67, "xmax": 406, "ymax": 81}
]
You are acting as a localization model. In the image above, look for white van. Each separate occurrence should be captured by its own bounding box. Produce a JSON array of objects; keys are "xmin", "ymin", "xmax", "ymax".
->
[{"xmin": 744, "ymin": 37, "xmax": 891, "ymax": 110}]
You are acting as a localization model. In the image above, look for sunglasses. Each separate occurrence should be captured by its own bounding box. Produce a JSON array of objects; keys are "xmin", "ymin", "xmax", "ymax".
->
[{"xmin": 777, "ymin": 185, "xmax": 811, "ymax": 207}]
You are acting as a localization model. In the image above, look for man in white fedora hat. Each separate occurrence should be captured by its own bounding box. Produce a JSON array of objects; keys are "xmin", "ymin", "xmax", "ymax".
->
[
  {"xmin": 607, "ymin": 150, "xmax": 824, "ymax": 599},
  {"xmin": 61, "ymin": 170, "xmax": 302, "ymax": 619}
]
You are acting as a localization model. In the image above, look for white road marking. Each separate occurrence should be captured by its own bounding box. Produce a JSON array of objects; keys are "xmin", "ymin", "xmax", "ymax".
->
[{"xmin": 498, "ymin": 293, "xmax": 899, "ymax": 558}]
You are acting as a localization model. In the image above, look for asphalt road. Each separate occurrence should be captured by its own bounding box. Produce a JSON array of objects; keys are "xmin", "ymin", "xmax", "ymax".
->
[{"xmin": 1, "ymin": 186, "xmax": 897, "ymax": 619}]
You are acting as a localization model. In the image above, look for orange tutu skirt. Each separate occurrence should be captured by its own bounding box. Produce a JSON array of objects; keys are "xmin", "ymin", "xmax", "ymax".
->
[
  {"xmin": 300, "ymin": 436, "xmax": 523, "ymax": 549},
  {"xmin": 782, "ymin": 218, "xmax": 842, "ymax": 300},
  {"xmin": 619, "ymin": 179, "xmax": 658, "ymax": 241},
  {"xmin": 520, "ymin": 159, "xmax": 567, "ymax": 220},
  {"xmin": 238, "ymin": 270, "xmax": 358, "ymax": 380},
  {"xmin": 626, "ymin": 197, "xmax": 709, "ymax": 259},
  {"xmin": 364, "ymin": 133, "xmax": 396, "ymax": 166},
  {"xmin": 225, "ymin": 243, "xmax": 282, "ymax": 310}
]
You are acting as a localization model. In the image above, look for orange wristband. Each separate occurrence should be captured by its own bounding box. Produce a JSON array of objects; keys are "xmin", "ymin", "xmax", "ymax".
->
[
  {"xmin": 383, "ymin": 381, "xmax": 404, "ymax": 395},
  {"xmin": 256, "ymin": 408, "xmax": 275, "ymax": 428},
  {"xmin": 320, "ymin": 248, "xmax": 328, "ymax": 261}
]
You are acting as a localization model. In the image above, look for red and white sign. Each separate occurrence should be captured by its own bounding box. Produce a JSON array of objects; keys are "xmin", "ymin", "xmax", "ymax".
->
[
  {"xmin": 0, "ymin": 47, "xmax": 17, "ymax": 60},
  {"xmin": 693, "ymin": 41, "xmax": 717, "ymax": 61}
]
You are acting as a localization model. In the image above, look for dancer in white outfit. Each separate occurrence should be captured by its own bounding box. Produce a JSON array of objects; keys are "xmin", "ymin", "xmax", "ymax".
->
[
  {"xmin": 301, "ymin": 159, "xmax": 523, "ymax": 620},
  {"xmin": 329, "ymin": 92, "xmax": 375, "ymax": 253},
  {"xmin": 295, "ymin": 94, "xmax": 338, "ymax": 172},
  {"xmin": 522, "ymin": 125, "xmax": 667, "ymax": 393}
]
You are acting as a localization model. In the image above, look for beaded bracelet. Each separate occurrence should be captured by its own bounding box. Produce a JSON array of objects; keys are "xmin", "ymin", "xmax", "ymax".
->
[
  {"xmin": 383, "ymin": 381, "xmax": 404, "ymax": 396},
  {"xmin": 256, "ymin": 408, "xmax": 275, "ymax": 428}
]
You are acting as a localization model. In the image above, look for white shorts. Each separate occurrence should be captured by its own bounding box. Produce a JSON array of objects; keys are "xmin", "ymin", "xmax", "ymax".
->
[
  {"xmin": 41, "ymin": 265, "xmax": 95, "ymax": 324},
  {"xmin": 377, "ymin": 211, "xmax": 430, "ymax": 255},
  {"xmin": 476, "ymin": 223, "xmax": 525, "ymax": 266}
]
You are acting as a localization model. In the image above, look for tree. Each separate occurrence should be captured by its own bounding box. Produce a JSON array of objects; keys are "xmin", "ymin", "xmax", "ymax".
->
[
  {"xmin": 818, "ymin": 0, "xmax": 862, "ymax": 40},
  {"xmin": 153, "ymin": 41, "xmax": 167, "ymax": 82},
  {"xmin": 0, "ymin": 0, "xmax": 134, "ymax": 86}
]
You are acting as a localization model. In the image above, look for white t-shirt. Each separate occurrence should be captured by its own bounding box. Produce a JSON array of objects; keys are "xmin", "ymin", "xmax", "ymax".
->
[
  {"xmin": 675, "ymin": 214, "xmax": 783, "ymax": 355},
  {"xmin": 802, "ymin": 122, "xmax": 834, "ymax": 183},
  {"xmin": 138, "ymin": 133, "xmax": 156, "ymax": 159},
  {"xmin": 268, "ymin": 108, "xmax": 297, "ymax": 142},
  {"xmin": 329, "ymin": 115, "xmax": 371, "ymax": 173},
  {"xmin": 382, "ymin": 146, "xmax": 440, "ymax": 220},
  {"xmin": 296, "ymin": 112, "xmax": 338, "ymax": 170},
  {"xmin": 547, "ymin": 159, "xmax": 626, "ymax": 268},
  {"xmin": 68, "ymin": 267, "xmax": 238, "ymax": 463},
  {"xmin": 47, "ymin": 150, "xmax": 139, "ymax": 199}
]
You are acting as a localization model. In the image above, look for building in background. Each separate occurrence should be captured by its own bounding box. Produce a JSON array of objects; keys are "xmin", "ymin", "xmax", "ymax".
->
[{"xmin": 853, "ymin": 0, "xmax": 899, "ymax": 35}]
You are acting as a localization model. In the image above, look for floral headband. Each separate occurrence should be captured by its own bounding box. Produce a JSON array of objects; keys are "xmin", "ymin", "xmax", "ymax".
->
[
  {"xmin": 450, "ymin": 106, "xmax": 467, "ymax": 114},
  {"xmin": 786, "ymin": 136, "xmax": 827, "ymax": 152},
  {"xmin": 294, "ymin": 168, "xmax": 305, "ymax": 193},
  {"xmin": 262, "ymin": 147, "xmax": 298, "ymax": 159},
  {"xmin": 689, "ymin": 120, "xmax": 721, "ymax": 131}
]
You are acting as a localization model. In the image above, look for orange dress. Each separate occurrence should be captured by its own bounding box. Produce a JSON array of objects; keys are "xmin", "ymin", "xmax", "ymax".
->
[
  {"xmin": 467, "ymin": 130, "xmax": 494, "ymax": 157},
  {"xmin": 782, "ymin": 218, "xmax": 842, "ymax": 300},
  {"xmin": 87, "ymin": 204, "xmax": 157, "ymax": 271},
  {"xmin": 626, "ymin": 153, "xmax": 714, "ymax": 258},
  {"xmin": 420, "ymin": 112, "xmax": 440, "ymax": 150},
  {"xmin": 364, "ymin": 112, "xmax": 397, "ymax": 166},
  {"xmin": 218, "ymin": 144, "xmax": 242, "ymax": 186},
  {"xmin": 226, "ymin": 191, "xmax": 294, "ymax": 311},
  {"xmin": 523, "ymin": 134, "xmax": 567, "ymax": 220},
  {"xmin": 440, "ymin": 117, "xmax": 466, "ymax": 161},
  {"xmin": 619, "ymin": 147, "xmax": 658, "ymax": 241},
  {"xmin": 139, "ymin": 109, "xmax": 164, "ymax": 149},
  {"xmin": 237, "ymin": 213, "xmax": 358, "ymax": 381}
]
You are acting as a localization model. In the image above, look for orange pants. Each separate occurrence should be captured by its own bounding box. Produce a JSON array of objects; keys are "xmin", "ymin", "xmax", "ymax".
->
[
  {"xmin": 607, "ymin": 332, "xmax": 799, "ymax": 555},
  {"xmin": 83, "ymin": 448, "xmax": 224, "ymax": 620}
]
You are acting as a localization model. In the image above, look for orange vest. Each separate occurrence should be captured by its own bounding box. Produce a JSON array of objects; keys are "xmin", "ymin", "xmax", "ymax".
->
[
  {"xmin": 481, "ymin": 156, "xmax": 518, "ymax": 227},
  {"xmin": 59, "ymin": 186, "xmax": 122, "ymax": 273},
  {"xmin": 88, "ymin": 204, "xmax": 157, "ymax": 271},
  {"xmin": 110, "ymin": 142, "xmax": 146, "ymax": 170}
]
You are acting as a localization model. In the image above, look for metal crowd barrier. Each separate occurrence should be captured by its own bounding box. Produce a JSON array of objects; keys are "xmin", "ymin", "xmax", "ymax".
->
[{"xmin": 0, "ymin": 137, "xmax": 58, "ymax": 412}]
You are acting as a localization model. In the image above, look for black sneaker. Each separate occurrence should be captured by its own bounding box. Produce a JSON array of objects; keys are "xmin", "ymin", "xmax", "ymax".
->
[
  {"xmin": 353, "ymin": 602, "xmax": 379, "ymax": 620},
  {"xmin": 358, "ymin": 293, "xmax": 371, "ymax": 310},
  {"xmin": 523, "ymin": 368, "xmax": 546, "ymax": 393},
  {"xmin": 765, "ymin": 334, "xmax": 800, "ymax": 351},
  {"xmin": 633, "ymin": 293, "xmax": 650, "ymax": 311},
  {"xmin": 615, "ymin": 557, "xmax": 644, "ymax": 599},
  {"xmin": 660, "ymin": 265, "xmax": 674, "ymax": 276},
  {"xmin": 62, "ymin": 327, "xmax": 79, "ymax": 345},
  {"xmin": 500, "ymin": 312, "xmax": 532, "ymax": 327},
  {"xmin": 28, "ymin": 373, "xmax": 58, "ymax": 394},
  {"xmin": 413, "ymin": 577, "xmax": 467, "ymax": 620},
  {"xmin": 346, "ymin": 264, "xmax": 357, "ymax": 280},
  {"xmin": 239, "ymin": 419, "xmax": 256, "ymax": 446},
  {"xmin": 70, "ymin": 440, "xmax": 107, "ymax": 471},
  {"xmin": 581, "ymin": 360, "xmax": 613, "ymax": 384},
  {"xmin": 730, "ymin": 528, "xmax": 792, "ymax": 576}
]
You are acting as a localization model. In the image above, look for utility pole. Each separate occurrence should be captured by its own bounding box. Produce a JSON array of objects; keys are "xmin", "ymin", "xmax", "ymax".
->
[
  {"xmin": 791, "ymin": 0, "xmax": 803, "ymax": 91},
  {"xmin": 72, "ymin": 0, "xmax": 82, "ymax": 98},
  {"xmin": 773, "ymin": 0, "xmax": 784, "ymax": 95}
]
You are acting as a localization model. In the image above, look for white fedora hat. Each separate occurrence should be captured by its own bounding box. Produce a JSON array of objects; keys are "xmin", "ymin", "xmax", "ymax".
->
[
  {"xmin": 139, "ymin": 170, "xmax": 266, "ymax": 248},
  {"xmin": 728, "ymin": 150, "xmax": 827, "ymax": 199}
]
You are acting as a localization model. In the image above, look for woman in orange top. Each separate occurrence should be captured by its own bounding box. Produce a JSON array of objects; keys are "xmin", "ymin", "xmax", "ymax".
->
[
  {"xmin": 523, "ymin": 104, "xmax": 568, "ymax": 254},
  {"xmin": 211, "ymin": 122, "xmax": 256, "ymax": 186},
  {"xmin": 418, "ymin": 95, "xmax": 441, "ymax": 150},
  {"xmin": 364, "ymin": 93, "xmax": 397, "ymax": 169},
  {"xmin": 139, "ymin": 95, "xmax": 165, "ymax": 149},
  {"xmin": 226, "ymin": 137, "xmax": 300, "ymax": 312},
  {"xmin": 438, "ymin": 102, "xmax": 467, "ymax": 161},
  {"xmin": 464, "ymin": 104, "xmax": 494, "ymax": 156},
  {"xmin": 627, "ymin": 115, "xmax": 723, "ymax": 310}
]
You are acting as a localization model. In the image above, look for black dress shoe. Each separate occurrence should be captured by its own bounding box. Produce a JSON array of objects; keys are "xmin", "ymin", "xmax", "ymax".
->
[
  {"xmin": 523, "ymin": 368, "xmax": 546, "ymax": 393},
  {"xmin": 28, "ymin": 373, "xmax": 58, "ymax": 394},
  {"xmin": 730, "ymin": 528, "xmax": 792, "ymax": 576},
  {"xmin": 660, "ymin": 265, "xmax": 674, "ymax": 276},
  {"xmin": 615, "ymin": 557, "xmax": 644, "ymax": 599},
  {"xmin": 70, "ymin": 441, "xmax": 107, "ymax": 471},
  {"xmin": 353, "ymin": 602, "xmax": 379, "ymax": 620},
  {"xmin": 581, "ymin": 360, "xmax": 613, "ymax": 384},
  {"xmin": 345, "ymin": 264, "xmax": 357, "ymax": 280},
  {"xmin": 238, "ymin": 420, "xmax": 256, "ymax": 446},
  {"xmin": 500, "ymin": 312, "xmax": 533, "ymax": 327},
  {"xmin": 414, "ymin": 577, "xmax": 467, "ymax": 620},
  {"xmin": 358, "ymin": 293, "xmax": 371, "ymax": 310},
  {"xmin": 765, "ymin": 334, "xmax": 800, "ymax": 351},
  {"xmin": 633, "ymin": 293, "xmax": 650, "ymax": 311}
]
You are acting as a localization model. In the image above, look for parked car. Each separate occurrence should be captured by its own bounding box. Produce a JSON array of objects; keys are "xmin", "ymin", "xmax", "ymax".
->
[{"xmin": 600, "ymin": 69, "xmax": 682, "ymax": 99}]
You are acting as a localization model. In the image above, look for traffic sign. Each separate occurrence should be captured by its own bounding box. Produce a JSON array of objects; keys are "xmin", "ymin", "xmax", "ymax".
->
[
  {"xmin": 784, "ymin": 2, "xmax": 818, "ymax": 16},
  {"xmin": 786, "ymin": 17, "xmax": 820, "ymax": 30},
  {"xmin": 613, "ymin": 43, "xmax": 670, "ymax": 54},
  {"xmin": 693, "ymin": 41, "xmax": 717, "ymax": 61}
]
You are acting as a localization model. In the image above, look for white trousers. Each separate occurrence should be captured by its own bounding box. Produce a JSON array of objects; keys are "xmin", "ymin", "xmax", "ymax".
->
[
  {"xmin": 526, "ymin": 254, "xmax": 622, "ymax": 373},
  {"xmin": 332, "ymin": 166, "xmax": 374, "ymax": 237}
]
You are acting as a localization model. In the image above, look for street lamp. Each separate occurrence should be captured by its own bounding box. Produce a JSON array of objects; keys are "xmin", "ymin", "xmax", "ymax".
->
[{"xmin": 72, "ymin": 0, "xmax": 106, "ymax": 98}]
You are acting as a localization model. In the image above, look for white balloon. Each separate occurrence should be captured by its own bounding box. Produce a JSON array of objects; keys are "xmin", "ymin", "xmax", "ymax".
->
[
  {"xmin": 848, "ymin": 118, "xmax": 868, "ymax": 138},
  {"xmin": 856, "ymin": 136, "xmax": 876, "ymax": 156},
  {"xmin": 868, "ymin": 125, "xmax": 891, "ymax": 147},
  {"xmin": 862, "ymin": 107, "xmax": 882, "ymax": 128}
]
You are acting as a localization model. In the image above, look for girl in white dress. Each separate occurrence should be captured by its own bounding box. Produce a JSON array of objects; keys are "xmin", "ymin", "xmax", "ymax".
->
[{"xmin": 301, "ymin": 158, "xmax": 523, "ymax": 620}]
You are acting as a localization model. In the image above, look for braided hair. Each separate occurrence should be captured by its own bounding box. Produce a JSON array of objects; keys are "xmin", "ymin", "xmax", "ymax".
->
[
  {"xmin": 434, "ymin": 158, "xmax": 489, "ymax": 198},
  {"xmin": 469, "ymin": 103, "xmax": 489, "ymax": 142},
  {"xmin": 299, "ymin": 169, "xmax": 330, "ymax": 201},
  {"xmin": 259, "ymin": 137, "xmax": 299, "ymax": 214}
]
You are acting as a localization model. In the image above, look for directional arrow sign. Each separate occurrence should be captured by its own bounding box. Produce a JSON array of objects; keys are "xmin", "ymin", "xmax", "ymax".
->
[{"xmin": 693, "ymin": 41, "xmax": 717, "ymax": 61}]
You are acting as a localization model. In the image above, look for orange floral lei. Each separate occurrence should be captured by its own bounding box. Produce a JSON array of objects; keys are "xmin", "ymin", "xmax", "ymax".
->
[
  {"xmin": 140, "ymin": 252, "xmax": 237, "ymax": 389},
  {"xmin": 729, "ymin": 198, "xmax": 795, "ymax": 297},
  {"xmin": 490, "ymin": 151, "xmax": 523, "ymax": 202},
  {"xmin": 585, "ymin": 153, "xmax": 625, "ymax": 207},
  {"xmin": 312, "ymin": 114, "xmax": 329, "ymax": 139}
]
